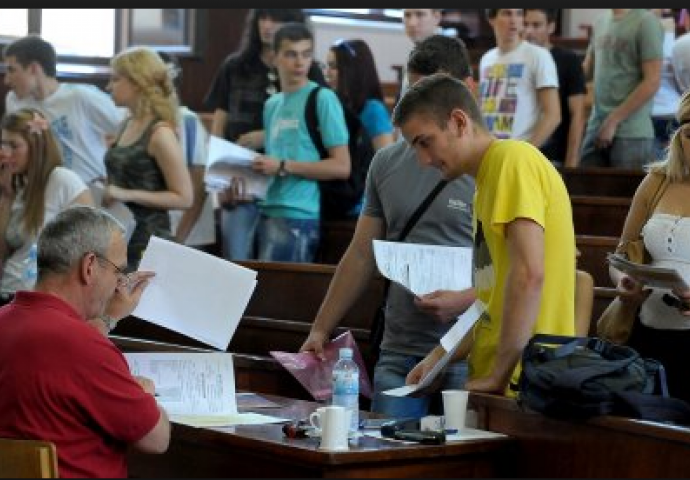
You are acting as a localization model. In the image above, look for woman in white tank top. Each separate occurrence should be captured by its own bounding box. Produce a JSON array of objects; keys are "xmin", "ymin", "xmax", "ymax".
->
[{"xmin": 610, "ymin": 90, "xmax": 690, "ymax": 403}]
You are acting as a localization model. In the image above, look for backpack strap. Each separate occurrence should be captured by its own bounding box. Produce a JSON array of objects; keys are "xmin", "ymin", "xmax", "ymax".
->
[{"xmin": 305, "ymin": 86, "xmax": 328, "ymax": 159}]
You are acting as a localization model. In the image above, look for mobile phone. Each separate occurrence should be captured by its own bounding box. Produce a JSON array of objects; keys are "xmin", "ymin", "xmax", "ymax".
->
[
  {"xmin": 380, "ymin": 418, "xmax": 421, "ymax": 438},
  {"xmin": 662, "ymin": 293, "xmax": 690, "ymax": 311},
  {"xmin": 393, "ymin": 429, "xmax": 446, "ymax": 445}
]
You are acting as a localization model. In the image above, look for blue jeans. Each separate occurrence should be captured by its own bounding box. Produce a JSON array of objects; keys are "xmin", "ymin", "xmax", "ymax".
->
[
  {"xmin": 221, "ymin": 202, "xmax": 260, "ymax": 261},
  {"xmin": 256, "ymin": 216, "xmax": 320, "ymax": 263},
  {"xmin": 652, "ymin": 116, "xmax": 680, "ymax": 161},
  {"xmin": 371, "ymin": 350, "xmax": 468, "ymax": 418}
]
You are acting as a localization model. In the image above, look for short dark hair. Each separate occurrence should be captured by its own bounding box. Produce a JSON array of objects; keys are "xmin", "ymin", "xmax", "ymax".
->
[
  {"xmin": 525, "ymin": 9, "xmax": 559, "ymax": 24},
  {"xmin": 407, "ymin": 35, "xmax": 472, "ymax": 81},
  {"xmin": 273, "ymin": 22, "xmax": 313, "ymax": 52},
  {"xmin": 485, "ymin": 9, "xmax": 524, "ymax": 20},
  {"xmin": 392, "ymin": 73, "xmax": 484, "ymax": 129},
  {"xmin": 3, "ymin": 35, "xmax": 57, "ymax": 78}
]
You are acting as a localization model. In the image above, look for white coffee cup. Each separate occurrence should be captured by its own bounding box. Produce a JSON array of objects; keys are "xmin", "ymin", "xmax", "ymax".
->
[
  {"xmin": 309, "ymin": 405, "xmax": 351, "ymax": 451},
  {"xmin": 442, "ymin": 389, "xmax": 469, "ymax": 431}
]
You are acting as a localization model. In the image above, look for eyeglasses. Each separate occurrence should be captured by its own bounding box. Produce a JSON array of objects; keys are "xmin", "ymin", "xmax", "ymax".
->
[
  {"xmin": 92, "ymin": 252, "xmax": 130, "ymax": 287},
  {"xmin": 333, "ymin": 39, "xmax": 356, "ymax": 58}
]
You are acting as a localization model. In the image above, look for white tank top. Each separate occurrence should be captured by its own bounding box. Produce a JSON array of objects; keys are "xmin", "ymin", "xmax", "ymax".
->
[{"xmin": 639, "ymin": 213, "xmax": 690, "ymax": 330}]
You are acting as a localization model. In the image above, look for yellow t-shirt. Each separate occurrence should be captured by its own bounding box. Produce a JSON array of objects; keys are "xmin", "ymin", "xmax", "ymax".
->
[{"xmin": 470, "ymin": 140, "xmax": 575, "ymax": 394}]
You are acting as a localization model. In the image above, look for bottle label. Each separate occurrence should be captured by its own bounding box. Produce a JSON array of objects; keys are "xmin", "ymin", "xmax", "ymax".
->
[{"xmin": 333, "ymin": 372, "xmax": 359, "ymax": 395}]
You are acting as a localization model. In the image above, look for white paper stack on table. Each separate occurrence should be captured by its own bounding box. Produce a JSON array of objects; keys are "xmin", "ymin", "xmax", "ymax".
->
[
  {"xmin": 124, "ymin": 352, "xmax": 288, "ymax": 427},
  {"xmin": 371, "ymin": 240, "xmax": 482, "ymax": 398},
  {"xmin": 607, "ymin": 253, "xmax": 689, "ymax": 290},
  {"xmin": 204, "ymin": 135, "xmax": 268, "ymax": 199},
  {"xmin": 132, "ymin": 236, "xmax": 257, "ymax": 351}
]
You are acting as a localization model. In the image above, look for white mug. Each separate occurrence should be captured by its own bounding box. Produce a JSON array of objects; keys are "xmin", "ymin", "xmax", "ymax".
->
[
  {"xmin": 442, "ymin": 389, "xmax": 469, "ymax": 431},
  {"xmin": 309, "ymin": 405, "xmax": 350, "ymax": 451}
]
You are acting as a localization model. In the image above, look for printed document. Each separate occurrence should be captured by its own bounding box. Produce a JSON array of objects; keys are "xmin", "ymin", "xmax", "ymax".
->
[
  {"xmin": 124, "ymin": 352, "xmax": 288, "ymax": 427},
  {"xmin": 132, "ymin": 236, "xmax": 257, "ymax": 350},
  {"xmin": 607, "ymin": 254, "xmax": 689, "ymax": 291},
  {"xmin": 205, "ymin": 135, "xmax": 269, "ymax": 199},
  {"xmin": 373, "ymin": 240, "xmax": 472, "ymax": 297},
  {"xmin": 383, "ymin": 301, "xmax": 484, "ymax": 397}
]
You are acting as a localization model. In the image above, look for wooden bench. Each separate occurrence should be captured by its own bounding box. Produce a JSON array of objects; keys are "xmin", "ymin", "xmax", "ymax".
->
[
  {"xmin": 571, "ymin": 195, "xmax": 631, "ymax": 237},
  {"xmin": 576, "ymin": 234, "xmax": 618, "ymax": 288},
  {"xmin": 113, "ymin": 261, "xmax": 386, "ymax": 376},
  {"xmin": 559, "ymin": 166, "xmax": 645, "ymax": 198}
]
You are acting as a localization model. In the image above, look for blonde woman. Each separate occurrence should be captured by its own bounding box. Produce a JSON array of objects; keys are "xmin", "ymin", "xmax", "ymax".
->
[
  {"xmin": 0, "ymin": 108, "xmax": 92, "ymax": 296},
  {"xmin": 611, "ymin": 90, "xmax": 690, "ymax": 402},
  {"xmin": 104, "ymin": 46, "xmax": 192, "ymax": 268}
]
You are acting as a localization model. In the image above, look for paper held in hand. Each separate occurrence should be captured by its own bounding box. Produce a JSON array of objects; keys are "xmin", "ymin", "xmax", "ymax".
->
[
  {"xmin": 382, "ymin": 301, "xmax": 484, "ymax": 397},
  {"xmin": 607, "ymin": 253, "xmax": 689, "ymax": 291}
]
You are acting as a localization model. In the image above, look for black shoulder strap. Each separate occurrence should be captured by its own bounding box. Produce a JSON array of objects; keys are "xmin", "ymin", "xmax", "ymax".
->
[
  {"xmin": 305, "ymin": 86, "xmax": 328, "ymax": 159},
  {"xmin": 381, "ymin": 179, "xmax": 450, "ymax": 296}
]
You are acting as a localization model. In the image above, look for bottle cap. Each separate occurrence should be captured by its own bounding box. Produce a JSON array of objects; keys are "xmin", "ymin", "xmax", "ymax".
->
[{"xmin": 339, "ymin": 347, "xmax": 353, "ymax": 359}]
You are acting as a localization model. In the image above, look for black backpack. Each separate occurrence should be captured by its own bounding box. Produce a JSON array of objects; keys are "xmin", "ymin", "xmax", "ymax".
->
[
  {"xmin": 518, "ymin": 334, "xmax": 690, "ymax": 424},
  {"xmin": 305, "ymin": 86, "xmax": 376, "ymax": 220}
]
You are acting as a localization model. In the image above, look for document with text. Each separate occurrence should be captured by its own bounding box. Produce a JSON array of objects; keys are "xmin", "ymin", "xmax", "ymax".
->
[
  {"xmin": 125, "ymin": 352, "xmax": 237, "ymax": 416},
  {"xmin": 373, "ymin": 240, "xmax": 473, "ymax": 297},
  {"xmin": 607, "ymin": 253, "xmax": 689, "ymax": 291},
  {"xmin": 133, "ymin": 236, "xmax": 257, "ymax": 350}
]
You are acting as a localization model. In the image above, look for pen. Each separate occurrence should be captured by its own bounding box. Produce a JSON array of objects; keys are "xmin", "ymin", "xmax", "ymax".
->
[{"xmin": 444, "ymin": 429, "xmax": 458, "ymax": 434}]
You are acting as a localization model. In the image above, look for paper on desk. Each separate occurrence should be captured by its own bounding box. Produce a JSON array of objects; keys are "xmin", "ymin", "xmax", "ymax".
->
[
  {"xmin": 445, "ymin": 427, "xmax": 508, "ymax": 442},
  {"xmin": 172, "ymin": 412, "xmax": 290, "ymax": 428},
  {"xmin": 383, "ymin": 301, "xmax": 484, "ymax": 398},
  {"xmin": 132, "ymin": 236, "xmax": 257, "ymax": 350},
  {"xmin": 372, "ymin": 240, "xmax": 472, "ymax": 297},
  {"xmin": 124, "ymin": 352, "xmax": 237, "ymax": 416},
  {"xmin": 208, "ymin": 135, "xmax": 258, "ymax": 167}
]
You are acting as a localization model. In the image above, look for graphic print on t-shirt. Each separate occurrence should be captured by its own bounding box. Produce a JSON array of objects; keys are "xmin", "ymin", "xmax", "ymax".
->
[{"xmin": 479, "ymin": 63, "xmax": 525, "ymax": 139}]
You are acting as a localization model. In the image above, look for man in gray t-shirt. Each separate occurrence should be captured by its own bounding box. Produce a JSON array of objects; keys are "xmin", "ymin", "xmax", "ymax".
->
[{"xmin": 300, "ymin": 35, "xmax": 476, "ymax": 417}]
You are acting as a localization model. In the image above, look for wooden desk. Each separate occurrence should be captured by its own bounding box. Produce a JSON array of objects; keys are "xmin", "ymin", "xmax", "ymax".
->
[
  {"xmin": 127, "ymin": 393, "xmax": 514, "ymax": 478},
  {"xmin": 472, "ymin": 392, "xmax": 690, "ymax": 478}
]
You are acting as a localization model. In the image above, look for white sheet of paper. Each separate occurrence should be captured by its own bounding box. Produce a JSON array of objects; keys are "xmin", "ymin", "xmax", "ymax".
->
[
  {"xmin": 171, "ymin": 413, "xmax": 290, "ymax": 428},
  {"xmin": 132, "ymin": 236, "xmax": 257, "ymax": 351},
  {"xmin": 445, "ymin": 427, "xmax": 508, "ymax": 442},
  {"xmin": 204, "ymin": 162, "xmax": 269, "ymax": 200},
  {"xmin": 383, "ymin": 301, "xmax": 484, "ymax": 398},
  {"xmin": 607, "ymin": 253, "xmax": 690, "ymax": 290},
  {"xmin": 208, "ymin": 135, "xmax": 258, "ymax": 167},
  {"xmin": 440, "ymin": 300, "xmax": 484, "ymax": 353},
  {"xmin": 372, "ymin": 240, "xmax": 473, "ymax": 296},
  {"xmin": 124, "ymin": 352, "xmax": 236, "ymax": 416}
]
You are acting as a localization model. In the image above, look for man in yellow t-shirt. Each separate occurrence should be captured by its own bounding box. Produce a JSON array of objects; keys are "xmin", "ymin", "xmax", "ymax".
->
[{"xmin": 394, "ymin": 73, "xmax": 575, "ymax": 396}]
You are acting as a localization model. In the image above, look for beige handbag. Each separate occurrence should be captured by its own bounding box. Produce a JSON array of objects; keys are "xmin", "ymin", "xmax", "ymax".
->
[{"xmin": 596, "ymin": 175, "xmax": 669, "ymax": 344}]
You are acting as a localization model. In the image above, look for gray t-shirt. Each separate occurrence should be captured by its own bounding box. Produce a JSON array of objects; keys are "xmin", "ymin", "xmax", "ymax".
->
[{"xmin": 363, "ymin": 140, "xmax": 474, "ymax": 356}]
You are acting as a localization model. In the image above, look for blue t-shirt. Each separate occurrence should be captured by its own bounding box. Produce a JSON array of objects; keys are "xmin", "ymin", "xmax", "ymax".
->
[
  {"xmin": 359, "ymin": 99, "xmax": 393, "ymax": 139},
  {"xmin": 262, "ymin": 81, "xmax": 349, "ymax": 219}
]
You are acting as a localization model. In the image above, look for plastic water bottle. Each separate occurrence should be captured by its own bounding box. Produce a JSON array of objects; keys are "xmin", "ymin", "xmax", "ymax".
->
[
  {"xmin": 331, "ymin": 347, "xmax": 359, "ymax": 433},
  {"xmin": 24, "ymin": 243, "xmax": 38, "ymax": 287}
]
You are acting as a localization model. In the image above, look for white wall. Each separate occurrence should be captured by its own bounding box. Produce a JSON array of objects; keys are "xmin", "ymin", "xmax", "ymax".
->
[
  {"xmin": 562, "ymin": 9, "xmax": 608, "ymax": 37},
  {"xmin": 310, "ymin": 15, "xmax": 412, "ymax": 84}
]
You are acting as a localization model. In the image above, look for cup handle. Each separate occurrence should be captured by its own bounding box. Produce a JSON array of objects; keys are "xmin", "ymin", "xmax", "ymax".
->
[{"xmin": 309, "ymin": 411, "xmax": 321, "ymax": 430}]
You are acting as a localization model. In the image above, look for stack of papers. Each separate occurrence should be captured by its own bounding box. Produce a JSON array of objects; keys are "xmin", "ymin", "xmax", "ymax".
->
[
  {"xmin": 607, "ymin": 253, "xmax": 689, "ymax": 290},
  {"xmin": 124, "ymin": 352, "xmax": 288, "ymax": 428},
  {"xmin": 204, "ymin": 136, "xmax": 268, "ymax": 199}
]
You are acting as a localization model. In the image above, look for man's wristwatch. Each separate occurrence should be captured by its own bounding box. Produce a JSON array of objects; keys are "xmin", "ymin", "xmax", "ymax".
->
[
  {"xmin": 277, "ymin": 160, "xmax": 288, "ymax": 177},
  {"xmin": 100, "ymin": 314, "xmax": 118, "ymax": 333}
]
